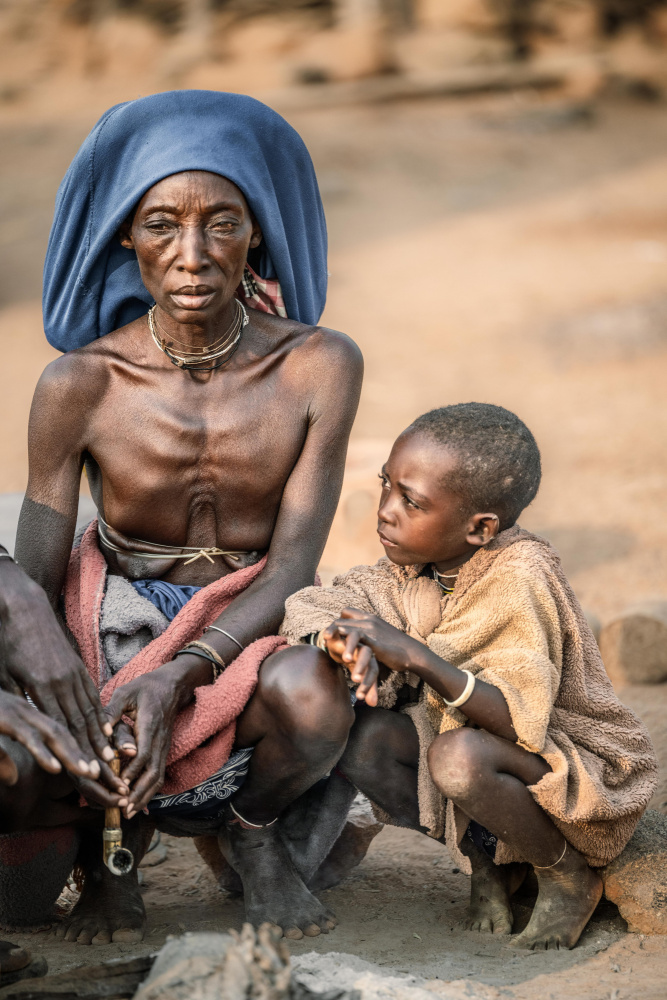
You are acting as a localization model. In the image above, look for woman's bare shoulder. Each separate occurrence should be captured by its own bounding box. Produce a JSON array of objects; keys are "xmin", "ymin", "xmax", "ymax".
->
[
  {"xmin": 253, "ymin": 311, "xmax": 362, "ymax": 370},
  {"xmin": 35, "ymin": 321, "xmax": 141, "ymax": 411},
  {"xmin": 40, "ymin": 318, "xmax": 145, "ymax": 383}
]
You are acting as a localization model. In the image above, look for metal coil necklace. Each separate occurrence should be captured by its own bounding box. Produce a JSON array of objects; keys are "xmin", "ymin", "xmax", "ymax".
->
[{"xmin": 148, "ymin": 300, "xmax": 248, "ymax": 372}]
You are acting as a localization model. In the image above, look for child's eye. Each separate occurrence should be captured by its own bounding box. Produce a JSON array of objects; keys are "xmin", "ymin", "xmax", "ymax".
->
[
  {"xmin": 378, "ymin": 473, "xmax": 389, "ymax": 489},
  {"xmin": 402, "ymin": 494, "xmax": 420, "ymax": 509}
]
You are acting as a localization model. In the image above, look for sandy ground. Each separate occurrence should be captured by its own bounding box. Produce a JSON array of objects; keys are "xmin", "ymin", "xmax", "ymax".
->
[{"xmin": 1, "ymin": 87, "xmax": 667, "ymax": 995}]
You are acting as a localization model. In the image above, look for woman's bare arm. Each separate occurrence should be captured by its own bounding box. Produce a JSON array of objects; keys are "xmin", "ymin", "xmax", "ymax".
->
[
  {"xmin": 15, "ymin": 354, "xmax": 94, "ymax": 603},
  {"xmin": 11, "ymin": 355, "xmax": 120, "ymax": 780},
  {"xmin": 186, "ymin": 328, "xmax": 364, "ymax": 667}
]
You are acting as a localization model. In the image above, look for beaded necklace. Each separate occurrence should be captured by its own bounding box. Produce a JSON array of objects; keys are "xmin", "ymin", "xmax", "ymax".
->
[{"xmin": 432, "ymin": 564, "xmax": 459, "ymax": 594}]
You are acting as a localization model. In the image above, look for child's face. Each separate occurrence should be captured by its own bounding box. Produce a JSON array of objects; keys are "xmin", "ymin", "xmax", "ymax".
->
[{"xmin": 377, "ymin": 431, "xmax": 498, "ymax": 570}]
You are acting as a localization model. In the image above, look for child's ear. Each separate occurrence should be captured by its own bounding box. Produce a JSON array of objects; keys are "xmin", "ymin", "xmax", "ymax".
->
[{"xmin": 466, "ymin": 513, "xmax": 499, "ymax": 547}]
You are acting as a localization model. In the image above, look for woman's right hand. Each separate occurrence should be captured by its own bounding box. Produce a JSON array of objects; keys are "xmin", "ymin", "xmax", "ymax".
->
[
  {"xmin": 0, "ymin": 561, "xmax": 126, "ymax": 798},
  {"xmin": 0, "ymin": 573, "xmax": 112, "ymax": 753}
]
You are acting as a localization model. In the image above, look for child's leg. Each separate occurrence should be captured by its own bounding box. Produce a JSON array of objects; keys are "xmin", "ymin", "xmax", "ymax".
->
[
  {"xmin": 428, "ymin": 728, "xmax": 603, "ymax": 950},
  {"xmin": 337, "ymin": 703, "xmax": 423, "ymax": 831},
  {"xmin": 460, "ymin": 837, "xmax": 525, "ymax": 935},
  {"xmin": 339, "ymin": 707, "xmax": 523, "ymax": 934}
]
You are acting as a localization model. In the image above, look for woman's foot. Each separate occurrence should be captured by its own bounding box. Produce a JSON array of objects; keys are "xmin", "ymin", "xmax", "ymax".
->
[
  {"xmin": 511, "ymin": 844, "xmax": 603, "ymax": 950},
  {"xmin": 54, "ymin": 870, "xmax": 146, "ymax": 945},
  {"xmin": 218, "ymin": 812, "xmax": 336, "ymax": 940}
]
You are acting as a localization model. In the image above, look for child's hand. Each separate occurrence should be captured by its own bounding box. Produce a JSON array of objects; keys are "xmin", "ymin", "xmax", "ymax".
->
[
  {"xmin": 324, "ymin": 607, "xmax": 422, "ymax": 678},
  {"xmin": 321, "ymin": 619, "xmax": 380, "ymax": 706}
]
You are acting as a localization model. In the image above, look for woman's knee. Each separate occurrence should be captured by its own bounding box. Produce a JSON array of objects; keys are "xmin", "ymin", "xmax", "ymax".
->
[
  {"xmin": 256, "ymin": 645, "xmax": 354, "ymax": 742},
  {"xmin": 427, "ymin": 728, "xmax": 489, "ymax": 800}
]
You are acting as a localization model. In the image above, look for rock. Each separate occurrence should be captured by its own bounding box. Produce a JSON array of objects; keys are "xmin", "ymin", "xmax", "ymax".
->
[
  {"xmin": 599, "ymin": 602, "xmax": 667, "ymax": 685},
  {"xmin": 134, "ymin": 925, "xmax": 291, "ymax": 1000},
  {"xmin": 602, "ymin": 809, "xmax": 667, "ymax": 934},
  {"xmin": 134, "ymin": 926, "xmax": 356, "ymax": 1000}
]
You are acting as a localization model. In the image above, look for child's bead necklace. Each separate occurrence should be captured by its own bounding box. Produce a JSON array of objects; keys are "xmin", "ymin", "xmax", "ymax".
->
[{"xmin": 432, "ymin": 565, "xmax": 459, "ymax": 594}]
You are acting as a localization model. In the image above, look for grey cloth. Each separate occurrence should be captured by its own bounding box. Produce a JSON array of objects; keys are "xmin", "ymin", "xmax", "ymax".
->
[{"xmin": 100, "ymin": 573, "xmax": 169, "ymax": 678}]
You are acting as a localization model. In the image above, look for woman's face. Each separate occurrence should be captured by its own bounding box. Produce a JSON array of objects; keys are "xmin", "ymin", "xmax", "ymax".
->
[{"xmin": 120, "ymin": 170, "xmax": 261, "ymax": 323}]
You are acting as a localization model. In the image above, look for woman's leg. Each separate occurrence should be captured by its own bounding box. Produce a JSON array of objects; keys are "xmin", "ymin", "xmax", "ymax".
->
[
  {"xmin": 218, "ymin": 645, "xmax": 355, "ymax": 940},
  {"xmin": 0, "ymin": 735, "xmax": 151, "ymax": 944},
  {"xmin": 428, "ymin": 728, "xmax": 603, "ymax": 950}
]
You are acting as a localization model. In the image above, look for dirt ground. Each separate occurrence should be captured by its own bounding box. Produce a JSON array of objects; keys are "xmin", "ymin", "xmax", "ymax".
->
[{"xmin": 1, "ymin": 85, "xmax": 667, "ymax": 996}]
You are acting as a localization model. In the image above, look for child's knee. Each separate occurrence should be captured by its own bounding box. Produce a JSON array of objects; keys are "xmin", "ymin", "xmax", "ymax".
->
[{"xmin": 427, "ymin": 728, "xmax": 486, "ymax": 799}]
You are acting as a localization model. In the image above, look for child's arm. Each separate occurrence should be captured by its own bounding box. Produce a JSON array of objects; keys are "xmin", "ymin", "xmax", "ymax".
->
[{"xmin": 323, "ymin": 608, "xmax": 517, "ymax": 742}]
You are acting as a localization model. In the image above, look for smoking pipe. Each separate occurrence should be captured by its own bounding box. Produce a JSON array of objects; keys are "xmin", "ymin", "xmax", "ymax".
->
[{"xmin": 103, "ymin": 753, "xmax": 134, "ymax": 876}]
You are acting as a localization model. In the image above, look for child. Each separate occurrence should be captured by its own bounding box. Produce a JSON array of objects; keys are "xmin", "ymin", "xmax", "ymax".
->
[{"xmin": 280, "ymin": 403, "xmax": 657, "ymax": 951}]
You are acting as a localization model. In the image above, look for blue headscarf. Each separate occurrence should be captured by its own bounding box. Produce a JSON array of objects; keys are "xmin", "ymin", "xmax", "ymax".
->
[{"xmin": 43, "ymin": 90, "xmax": 328, "ymax": 352}]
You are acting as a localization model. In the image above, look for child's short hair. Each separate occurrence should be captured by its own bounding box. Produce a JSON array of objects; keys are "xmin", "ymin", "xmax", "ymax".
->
[{"xmin": 408, "ymin": 402, "xmax": 541, "ymax": 529}]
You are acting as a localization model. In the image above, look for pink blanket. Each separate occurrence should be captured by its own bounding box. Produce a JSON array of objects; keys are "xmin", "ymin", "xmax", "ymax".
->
[{"xmin": 64, "ymin": 521, "xmax": 286, "ymax": 794}]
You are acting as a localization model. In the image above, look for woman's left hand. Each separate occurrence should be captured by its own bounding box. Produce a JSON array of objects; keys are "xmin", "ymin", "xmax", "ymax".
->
[{"xmin": 104, "ymin": 661, "xmax": 188, "ymax": 816}]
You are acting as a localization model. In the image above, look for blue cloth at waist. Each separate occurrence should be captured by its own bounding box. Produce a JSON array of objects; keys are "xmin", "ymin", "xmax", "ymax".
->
[{"xmin": 132, "ymin": 579, "xmax": 201, "ymax": 622}]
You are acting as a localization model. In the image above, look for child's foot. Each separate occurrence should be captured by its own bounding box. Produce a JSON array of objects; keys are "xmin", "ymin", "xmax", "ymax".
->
[
  {"xmin": 510, "ymin": 844, "xmax": 602, "ymax": 951},
  {"xmin": 463, "ymin": 845, "xmax": 521, "ymax": 935}
]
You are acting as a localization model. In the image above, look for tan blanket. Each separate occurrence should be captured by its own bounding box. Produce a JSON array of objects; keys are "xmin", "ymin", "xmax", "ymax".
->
[{"xmin": 281, "ymin": 527, "xmax": 658, "ymax": 869}]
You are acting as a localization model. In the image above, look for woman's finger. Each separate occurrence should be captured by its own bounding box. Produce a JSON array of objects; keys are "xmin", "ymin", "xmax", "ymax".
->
[
  {"xmin": 104, "ymin": 690, "xmax": 135, "ymax": 729},
  {"xmin": 52, "ymin": 687, "xmax": 100, "ymax": 767},
  {"xmin": 21, "ymin": 693, "xmax": 99, "ymax": 775},
  {"xmin": 76, "ymin": 775, "xmax": 123, "ymax": 809},
  {"xmin": 71, "ymin": 674, "xmax": 115, "ymax": 763},
  {"xmin": 95, "ymin": 756, "xmax": 129, "ymax": 796},
  {"xmin": 113, "ymin": 722, "xmax": 137, "ymax": 757},
  {"xmin": 80, "ymin": 669, "xmax": 114, "ymax": 739},
  {"xmin": 120, "ymin": 706, "xmax": 159, "ymax": 787},
  {"xmin": 127, "ymin": 736, "xmax": 167, "ymax": 813},
  {"xmin": 20, "ymin": 711, "xmax": 93, "ymax": 777}
]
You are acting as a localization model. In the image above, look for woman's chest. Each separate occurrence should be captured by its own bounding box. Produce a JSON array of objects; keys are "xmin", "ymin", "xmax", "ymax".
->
[{"xmin": 86, "ymin": 365, "xmax": 309, "ymax": 503}]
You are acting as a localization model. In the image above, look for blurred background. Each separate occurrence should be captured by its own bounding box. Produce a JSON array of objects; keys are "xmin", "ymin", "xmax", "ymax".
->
[{"xmin": 2, "ymin": 0, "xmax": 667, "ymax": 629}]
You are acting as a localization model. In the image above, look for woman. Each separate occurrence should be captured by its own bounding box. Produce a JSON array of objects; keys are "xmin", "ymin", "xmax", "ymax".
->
[{"xmin": 9, "ymin": 91, "xmax": 362, "ymax": 943}]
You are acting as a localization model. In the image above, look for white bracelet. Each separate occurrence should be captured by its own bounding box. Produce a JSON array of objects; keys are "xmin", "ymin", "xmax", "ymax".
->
[{"xmin": 444, "ymin": 669, "xmax": 476, "ymax": 709}]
